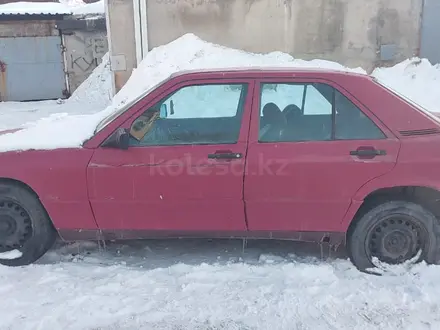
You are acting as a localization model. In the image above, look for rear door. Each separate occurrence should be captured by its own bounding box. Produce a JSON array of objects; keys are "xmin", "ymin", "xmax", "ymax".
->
[
  {"xmin": 88, "ymin": 79, "xmax": 254, "ymax": 233},
  {"xmin": 244, "ymin": 78, "xmax": 400, "ymax": 233}
]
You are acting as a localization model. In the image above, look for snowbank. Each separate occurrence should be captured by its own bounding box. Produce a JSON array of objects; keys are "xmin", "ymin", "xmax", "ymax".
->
[
  {"xmin": 372, "ymin": 58, "xmax": 440, "ymax": 113},
  {"xmin": 0, "ymin": 33, "xmax": 440, "ymax": 152},
  {"xmin": 67, "ymin": 52, "xmax": 112, "ymax": 108},
  {"xmin": 109, "ymin": 34, "xmax": 365, "ymax": 111}
]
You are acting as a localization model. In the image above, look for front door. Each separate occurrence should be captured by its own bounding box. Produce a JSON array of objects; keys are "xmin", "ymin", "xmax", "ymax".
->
[
  {"xmin": 88, "ymin": 80, "xmax": 254, "ymax": 233},
  {"xmin": 244, "ymin": 79, "xmax": 400, "ymax": 233}
]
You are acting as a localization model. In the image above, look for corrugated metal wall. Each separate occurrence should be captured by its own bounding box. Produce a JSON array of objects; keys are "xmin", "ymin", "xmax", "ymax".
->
[
  {"xmin": 0, "ymin": 36, "xmax": 66, "ymax": 101},
  {"xmin": 420, "ymin": 0, "xmax": 440, "ymax": 64}
]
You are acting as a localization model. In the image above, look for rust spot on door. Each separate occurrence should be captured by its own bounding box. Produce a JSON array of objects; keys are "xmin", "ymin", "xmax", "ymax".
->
[{"xmin": 0, "ymin": 59, "xmax": 6, "ymax": 102}]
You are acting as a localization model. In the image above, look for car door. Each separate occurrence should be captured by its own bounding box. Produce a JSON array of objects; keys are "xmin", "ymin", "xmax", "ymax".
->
[
  {"xmin": 244, "ymin": 78, "xmax": 400, "ymax": 233},
  {"xmin": 87, "ymin": 79, "xmax": 254, "ymax": 233}
]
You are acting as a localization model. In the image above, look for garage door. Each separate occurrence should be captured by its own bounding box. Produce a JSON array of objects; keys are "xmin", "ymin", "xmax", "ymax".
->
[{"xmin": 0, "ymin": 36, "xmax": 66, "ymax": 101}]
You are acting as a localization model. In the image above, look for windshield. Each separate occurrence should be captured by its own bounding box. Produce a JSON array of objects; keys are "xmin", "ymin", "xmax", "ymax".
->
[
  {"xmin": 373, "ymin": 77, "xmax": 440, "ymax": 124},
  {"xmin": 94, "ymin": 76, "xmax": 172, "ymax": 133}
]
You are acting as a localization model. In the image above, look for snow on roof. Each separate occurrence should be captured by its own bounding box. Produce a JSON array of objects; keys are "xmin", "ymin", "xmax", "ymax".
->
[
  {"xmin": 0, "ymin": 0, "xmax": 104, "ymax": 16},
  {"xmin": 0, "ymin": 2, "xmax": 72, "ymax": 15},
  {"xmin": 71, "ymin": 0, "xmax": 104, "ymax": 15}
]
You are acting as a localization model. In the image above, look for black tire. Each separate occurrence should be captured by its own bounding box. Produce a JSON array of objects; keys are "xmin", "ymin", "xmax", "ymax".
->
[
  {"xmin": 348, "ymin": 200, "xmax": 440, "ymax": 273},
  {"xmin": 0, "ymin": 183, "xmax": 56, "ymax": 266}
]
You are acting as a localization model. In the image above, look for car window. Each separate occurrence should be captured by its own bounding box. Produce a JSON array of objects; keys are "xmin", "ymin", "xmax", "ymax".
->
[
  {"xmin": 334, "ymin": 90, "xmax": 386, "ymax": 140},
  {"xmin": 259, "ymin": 83, "xmax": 333, "ymax": 142},
  {"xmin": 304, "ymin": 86, "xmax": 332, "ymax": 115},
  {"xmin": 128, "ymin": 83, "xmax": 248, "ymax": 146},
  {"xmin": 258, "ymin": 82, "xmax": 385, "ymax": 142}
]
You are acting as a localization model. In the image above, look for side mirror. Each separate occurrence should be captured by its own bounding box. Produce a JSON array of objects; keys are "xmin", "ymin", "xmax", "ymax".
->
[
  {"xmin": 160, "ymin": 104, "xmax": 168, "ymax": 118},
  {"xmin": 102, "ymin": 127, "xmax": 130, "ymax": 150}
]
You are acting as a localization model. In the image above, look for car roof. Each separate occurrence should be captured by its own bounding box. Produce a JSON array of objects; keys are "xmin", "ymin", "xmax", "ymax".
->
[{"xmin": 169, "ymin": 67, "xmax": 372, "ymax": 80}]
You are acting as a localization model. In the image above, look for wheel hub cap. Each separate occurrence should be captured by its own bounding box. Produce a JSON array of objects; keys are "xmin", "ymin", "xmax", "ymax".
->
[
  {"xmin": 0, "ymin": 200, "xmax": 32, "ymax": 252},
  {"xmin": 0, "ymin": 215, "xmax": 17, "ymax": 238},
  {"xmin": 367, "ymin": 215, "xmax": 426, "ymax": 264}
]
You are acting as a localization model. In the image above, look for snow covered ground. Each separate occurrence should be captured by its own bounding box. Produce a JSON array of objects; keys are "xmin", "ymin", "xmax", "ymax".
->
[
  {"xmin": 2, "ymin": 238, "xmax": 440, "ymax": 330},
  {"xmin": 1, "ymin": 34, "xmax": 440, "ymax": 329}
]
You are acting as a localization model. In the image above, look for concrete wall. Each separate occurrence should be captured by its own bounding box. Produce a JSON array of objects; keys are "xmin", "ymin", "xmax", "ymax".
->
[
  {"xmin": 107, "ymin": 0, "xmax": 423, "ymax": 89},
  {"xmin": 147, "ymin": 0, "xmax": 422, "ymax": 70},
  {"xmin": 106, "ymin": 0, "xmax": 137, "ymax": 92},
  {"xmin": 63, "ymin": 30, "xmax": 108, "ymax": 92}
]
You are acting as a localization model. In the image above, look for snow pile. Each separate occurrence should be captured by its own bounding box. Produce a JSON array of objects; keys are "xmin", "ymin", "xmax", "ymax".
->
[
  {"xmin": 0, "ymin": 33, "xmax": 439, "ymax": 152},
  {"xmin": 66, "ymin": 52, "xmax": 112, "ymax": 109},
  {"xmin": 0, "ymin": 2, "xmax": 71, "ymax": 15},
  {"xmin": 372, "ymin": 58, "xmax": 440, "ymax": 113},
  {"xmin": 109, "ymin": 34, "xmax": 364, "ymax": 113}
]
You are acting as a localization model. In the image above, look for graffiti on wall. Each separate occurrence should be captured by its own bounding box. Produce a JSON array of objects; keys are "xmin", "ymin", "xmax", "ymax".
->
[
  {"xmin": 65, "ymin": 31, "xmax": 108, "ymax": 92},
  {"xmin": 70, "ymin": 35, "xmax": 107, "ymax": 72}
]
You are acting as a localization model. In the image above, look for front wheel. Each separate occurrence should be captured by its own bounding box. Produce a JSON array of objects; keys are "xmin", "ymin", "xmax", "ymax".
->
[
  {"xmin": 0, "ymin": 183, "xmax": 56, "ymax": 266},
  {"xmin": 348, "ymin": 201, "xmax": 440, "ymax": 273}
]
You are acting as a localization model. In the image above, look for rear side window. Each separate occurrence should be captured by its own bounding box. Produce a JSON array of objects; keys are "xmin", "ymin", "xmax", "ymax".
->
[
  {"xmin": 334, "ymin": 90, "xmax": 386, "ymax": 140},
  {"xmin": 259, "ymin": 82, "xmax": 386, "ymax": 142}
]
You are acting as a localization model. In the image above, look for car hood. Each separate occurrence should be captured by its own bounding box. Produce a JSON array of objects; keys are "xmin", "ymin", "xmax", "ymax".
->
[{"xmin": 0, "ymin": 128, "xmax": 22, "ymax": 136}]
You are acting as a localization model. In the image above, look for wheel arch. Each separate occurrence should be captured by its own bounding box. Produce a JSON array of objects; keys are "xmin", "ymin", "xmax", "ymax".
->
[
  {"xmin": 0, "ymin": 177, "xmax": 54, "ymax": 227},
  {"xmin": 0, "ymin": 177, "xmax": 39, "ymax": 198},
  {"xmin": 347, "ymin": 185, "xmax": 440, "ymax": 240}
]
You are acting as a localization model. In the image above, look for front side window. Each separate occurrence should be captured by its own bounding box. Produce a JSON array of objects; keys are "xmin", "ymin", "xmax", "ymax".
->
[
  {"xmin": 128, "ymin": 83, "xmax": 248, "ymax": 146},
  {"xmin": 259, "ymin": 82, "xmax": 386, "ymax": 142}
]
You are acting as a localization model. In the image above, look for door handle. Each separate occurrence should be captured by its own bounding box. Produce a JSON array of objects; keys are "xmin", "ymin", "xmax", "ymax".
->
[
  {"xmin": 208, "ymin": 151, "xmax": 242, "ymax": 160},
  {"xmin": 350, "ymin": 147, "xmax": 386, "ymax": 158}
]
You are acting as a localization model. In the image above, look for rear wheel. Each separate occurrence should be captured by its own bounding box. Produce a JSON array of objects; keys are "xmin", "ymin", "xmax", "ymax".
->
[
  {"xmin": 348, "ymin": 201, "xmax": 440, "ymax": 273},
  {"xmin": 0, "ymin": 183, "xmax": 56, "ymax": 266}
]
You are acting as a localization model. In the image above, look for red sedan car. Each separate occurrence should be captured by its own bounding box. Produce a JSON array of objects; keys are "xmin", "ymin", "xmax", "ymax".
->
[{"xmin": 1, "ymin": 68, "xmax": 440, "ymax": 273}]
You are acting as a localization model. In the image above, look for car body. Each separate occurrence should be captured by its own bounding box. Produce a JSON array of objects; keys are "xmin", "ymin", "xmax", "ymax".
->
[{"xmin": 1, "ymin": 67, "xmax": 440, "ymax": 272}]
